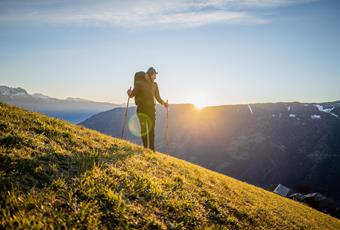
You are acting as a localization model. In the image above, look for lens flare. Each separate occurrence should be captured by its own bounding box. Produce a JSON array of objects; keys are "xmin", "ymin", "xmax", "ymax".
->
[
  {"xmin": 190, "ymin": 95, "xmax": 210, "ymax": 110},
  {"xmin": 194, "ymin": 102, "xmax": 206, "ymax": 110},
  {"xmin": 128, "ymin": 113, "xmax": 152, "ymax": 137}
]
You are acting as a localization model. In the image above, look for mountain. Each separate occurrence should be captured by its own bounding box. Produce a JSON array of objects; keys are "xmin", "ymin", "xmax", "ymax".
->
[
  {"xmin": 0, "ymin": 102, "xmax": 339, "ymax": 229},
  {"xmin": 0, "ymin": 85, "xmax": 118, "ymax": 123},
  {"xmin": 80, "ymin": 101, "xmax": 340, "ymax": 203}
]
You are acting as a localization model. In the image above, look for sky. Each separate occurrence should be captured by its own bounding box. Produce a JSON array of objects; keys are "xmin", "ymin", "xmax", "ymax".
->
[{"xmin": 0, "ymin": 0, "xmax": 340, "ymax": 106}]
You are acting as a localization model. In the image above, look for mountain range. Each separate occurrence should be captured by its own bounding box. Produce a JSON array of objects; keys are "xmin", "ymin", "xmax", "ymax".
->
[
  {"xmin": 0, "ymin": 85, "xmax": 118, "ymax": 123},
  {"xmin": 80, "ymin": 101, "xmax": 340, "ymax": 202}
]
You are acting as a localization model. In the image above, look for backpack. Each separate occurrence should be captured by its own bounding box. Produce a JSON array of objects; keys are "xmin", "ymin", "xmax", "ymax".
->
[
  {"xmin": 134, "ymin": 71, "xmax": 145, "ymax": 85},
  {"xmin": 133, "ymin": 71, "xmax": 155, "ymax": 107}
]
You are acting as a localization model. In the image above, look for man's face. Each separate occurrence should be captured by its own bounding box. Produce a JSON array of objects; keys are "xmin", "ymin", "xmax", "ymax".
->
[{"xmin": 150, "ymin": 73, "xmax": 157, "ymax": 81}]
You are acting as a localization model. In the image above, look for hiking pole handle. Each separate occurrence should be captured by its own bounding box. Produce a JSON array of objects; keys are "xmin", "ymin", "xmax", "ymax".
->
[{"xmin": 126, "ymin": 87, "xmax": 131, "ymax": 109}]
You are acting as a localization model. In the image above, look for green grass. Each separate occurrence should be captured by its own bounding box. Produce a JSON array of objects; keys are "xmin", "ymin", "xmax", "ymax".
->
[{"xmin": 0, "ymin": 102, "xmax": 339, "ymax": 229}]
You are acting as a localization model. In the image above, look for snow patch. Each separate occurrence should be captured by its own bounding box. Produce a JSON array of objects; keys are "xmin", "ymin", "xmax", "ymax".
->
[
  {"xmin": 287, "ymin": 106, "xmax": 291, "ymax": 111},
  {"xmin": 247, "ymin": 104, "xmax": 253, "ymax": 115},
  {"xmin": 32, "ymin": 93, "xmax": 51, "ymax": 99},
  {"xmin": 0, "ymin": 86, "xmax": 28, "ymax": 97},
  {"xmin": 289, "ymin": 114, "xmax": 296, "ymax": 118},
  {"xmin": 311, "ymin": 115, "xmax": 321, "ymax": 119},
  {"xmin": 13, "ymin": 92, "xmax": 27, "ymax": 97},
  {"xmin": 65, "ymin": 97, "xmax": 91, "ymax": 102},
  {"xmin": 314, "ymin": 104, "xmax": 339, "ymax": 119},
  {"xmin": 0, "ymin": 86, "xmax": 10, "ymax": 95}
]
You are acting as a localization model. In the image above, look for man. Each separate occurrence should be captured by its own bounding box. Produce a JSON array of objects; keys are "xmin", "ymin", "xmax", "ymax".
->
[{"xmin": 127, "ymin": 67, "xmax": 168, "ymax": 151}]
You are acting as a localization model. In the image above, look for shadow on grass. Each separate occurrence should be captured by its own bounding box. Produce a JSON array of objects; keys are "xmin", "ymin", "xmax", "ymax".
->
[{"xmin": 0, "ymin": 144, "xmax": 137, "ymax": 206}]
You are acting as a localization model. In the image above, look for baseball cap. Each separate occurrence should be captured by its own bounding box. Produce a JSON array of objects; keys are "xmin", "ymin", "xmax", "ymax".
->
[{"xmin": 147, "ymin": 67, "xmax": 158, "ymax": 74}]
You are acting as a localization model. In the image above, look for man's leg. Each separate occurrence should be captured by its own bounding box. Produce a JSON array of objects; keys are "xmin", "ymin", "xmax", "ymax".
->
[
  {"xmin": 148, "ymin": 108, "xmax": 156, "ymax": 151},
  {"xmin": 137, "ymin": 107, "xmax": 156, "ymax": 151},
  {"xmin": 137, "ymin": 108, "xmax": 148, "ymax": 148}
]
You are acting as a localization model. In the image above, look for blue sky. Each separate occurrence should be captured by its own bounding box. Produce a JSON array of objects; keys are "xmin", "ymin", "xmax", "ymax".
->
[{"xmin": 0, "ymin": 0, "xmax": 339, "ymax": 105}]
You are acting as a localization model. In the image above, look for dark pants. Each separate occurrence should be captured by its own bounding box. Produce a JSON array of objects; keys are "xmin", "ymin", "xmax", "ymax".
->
[{"xmin": 137, "ymin": 106, "xmax": 156, "ymax": 151}]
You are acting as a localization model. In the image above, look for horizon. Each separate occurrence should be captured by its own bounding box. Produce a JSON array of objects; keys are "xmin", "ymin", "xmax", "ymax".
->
[
  {"xmin": 1, "ymin": 83, "xmax": 339, "ymax": 107},
  {"xmin": 1, "ymin": 0, "xmax": 340, "ymax": 106}
]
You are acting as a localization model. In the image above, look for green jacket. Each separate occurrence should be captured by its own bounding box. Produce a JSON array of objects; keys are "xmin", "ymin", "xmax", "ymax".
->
[{"xmin": 131, "ymin": 72, "xmax": 165, "ymax": 108}]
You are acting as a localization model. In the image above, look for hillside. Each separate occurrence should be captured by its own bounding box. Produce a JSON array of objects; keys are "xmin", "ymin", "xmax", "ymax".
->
[
  {"xmin": 1, "ymin": 102, "xmax": 339, "ymax": 229},
  {"xmin": 80, "ymin": 102, "xmax": 340, "ymax": 202}
]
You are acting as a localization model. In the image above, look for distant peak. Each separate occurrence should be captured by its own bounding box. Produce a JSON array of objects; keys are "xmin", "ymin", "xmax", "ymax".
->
[
  {"xmin": 32, "ymin": 93, "xmax": 51, "ymax": 99},
  {"xmin": 0, "ymin": 85, "xmax": 28, "ymax": 97},
  {"xmin": 65, "ymin": 97, "xmax": 91, "ymax": 102}
]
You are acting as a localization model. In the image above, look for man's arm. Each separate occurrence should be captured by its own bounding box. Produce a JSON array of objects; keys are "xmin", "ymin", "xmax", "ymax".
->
[{"xmin": 154, "ymin": 83, "xmax": 165, "ymax": 105}]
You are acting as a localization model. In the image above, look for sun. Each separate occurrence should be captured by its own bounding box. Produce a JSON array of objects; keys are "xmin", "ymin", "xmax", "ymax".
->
[
  {"xmin": 192, "ymin": 99, "xmax": 210, "ymax": 110},
  {"xmin": 194, "ymin": 102, "xmax": 207, "ymax": 110},
  {"xmin": 190, "ymin": 94, "xmax": 211, "ymax": 110}
]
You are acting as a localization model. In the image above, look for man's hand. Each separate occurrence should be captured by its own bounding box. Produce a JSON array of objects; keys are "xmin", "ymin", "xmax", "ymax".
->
[
  {"xmin": 127, "ymin": 88, "xmax": 133, "ymax": 98},
  {"xmin": 163, "ymin": 100, "xmax": 169, "ymax": 108}
]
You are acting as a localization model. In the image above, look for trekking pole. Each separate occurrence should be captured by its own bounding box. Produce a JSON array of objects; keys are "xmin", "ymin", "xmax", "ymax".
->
[
  {"xmin": 165, "ymin": 100, "xmax": 169, "ymax": 154},
  {"xmin": 146, "ymin": 121, "xmax": 150, "ymax": 149},
  {"xmin": 121, "ymin": 86, "xmax": 131, "ymax": 139}
]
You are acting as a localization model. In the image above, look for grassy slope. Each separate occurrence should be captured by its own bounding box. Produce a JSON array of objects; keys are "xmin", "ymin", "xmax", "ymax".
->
[{"xmin": 0, "ymin": 102, "xmax": 339, "ymax": 230}]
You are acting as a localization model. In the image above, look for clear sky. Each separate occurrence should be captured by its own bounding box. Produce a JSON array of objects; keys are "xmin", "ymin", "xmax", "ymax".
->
[{"xmin": 0, "ymin": 0, "xmax": 339, "ymax": 106}]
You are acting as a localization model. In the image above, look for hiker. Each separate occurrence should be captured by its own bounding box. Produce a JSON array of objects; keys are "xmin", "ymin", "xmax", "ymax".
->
[{"xmin": 127, "ymin": 67, "xmax": 168, "ymax": 151}]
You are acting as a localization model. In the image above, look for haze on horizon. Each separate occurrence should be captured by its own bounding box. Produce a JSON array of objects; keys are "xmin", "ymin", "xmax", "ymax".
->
[{"xmin": 1, "ymin": 0, "xmax": 340, "ymax": 106}]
